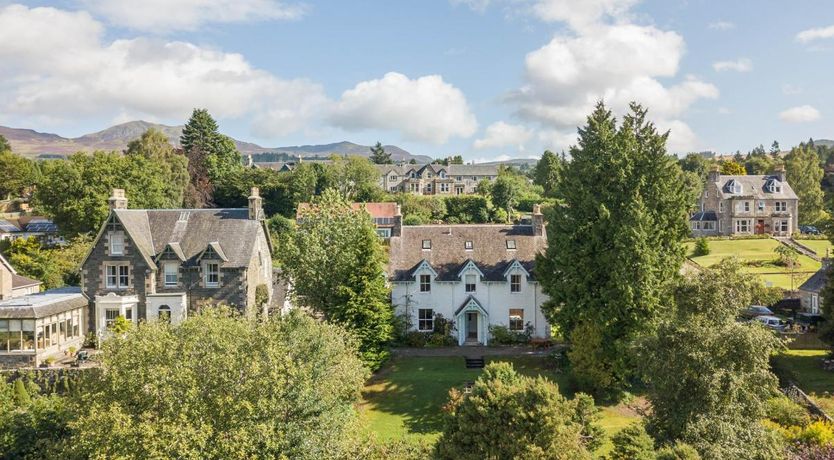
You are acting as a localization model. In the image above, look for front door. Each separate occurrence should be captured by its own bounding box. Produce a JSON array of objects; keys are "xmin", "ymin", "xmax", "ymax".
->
[
  {"xmin": 755, "ymin": 219, "xmax": 765, "ymax": 234},
  {"xmin": 466, "ymin": 312, "xmax": 478, "ymax": 340}
]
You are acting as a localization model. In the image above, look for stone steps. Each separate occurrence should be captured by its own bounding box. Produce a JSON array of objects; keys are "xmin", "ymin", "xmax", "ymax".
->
[{"xmin": 464, "ymin": 357, "xmax": 485, "ymax": 369}]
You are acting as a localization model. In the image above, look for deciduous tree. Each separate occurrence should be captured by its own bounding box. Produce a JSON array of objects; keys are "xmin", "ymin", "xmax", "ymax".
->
[
  {"xmin": 785, "ymin": 144, "xmax": 825, "ymax": 224},
  {"xmin": 0, "ymin": 151, "xmax": 38, "ymax": 199},
  {"xmin": 720, "ymin": 160, "xmax": 746, "ymax": 175}
]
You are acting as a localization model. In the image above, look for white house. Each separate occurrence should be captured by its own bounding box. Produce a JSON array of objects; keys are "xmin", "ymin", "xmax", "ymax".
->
[{"xmin": 388, "ymin": 206, "xmax": 550, "ymax": 345}]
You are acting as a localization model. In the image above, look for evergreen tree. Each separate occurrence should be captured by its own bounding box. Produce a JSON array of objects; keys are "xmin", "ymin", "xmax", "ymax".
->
[
  {"xmin": 533, "ymin": 150, "xmax": 563, "ymax": 197},
  {"xmin": 369, "ymin": 141, "xmax": 392, "ymax": 164},
  {"xmin": 180, "ymin": 109, "xmax": 242, "ymax": 207},
  {"xmin": 785, "ymin": 144, "xmax": 825, "ymax": 224},
  {"xmin": 536, "ymin": 102, "xmax": 690, "ymax": 396},
  {"xmin": 770, "ymin": 140, "xmax": 781, "ymax": 157},
  {"xmin": 282, "ymin": 190, "xmax": 393, "ymax": 369}
]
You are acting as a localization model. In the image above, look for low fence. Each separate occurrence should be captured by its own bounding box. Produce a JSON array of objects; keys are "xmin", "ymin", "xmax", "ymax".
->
[{"xmin": 783, "ymin": 382, "xmax": 834, "ymax": 423}]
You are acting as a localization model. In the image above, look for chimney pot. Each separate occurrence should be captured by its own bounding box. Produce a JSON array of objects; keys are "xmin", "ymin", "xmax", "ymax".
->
[
  {"xmin": 248, "ymin": 187, "xmax": 263, "ymax": 221},
  {"xmin": 109, "ymin": 188, "xmax": 128, "ymax": 210}
]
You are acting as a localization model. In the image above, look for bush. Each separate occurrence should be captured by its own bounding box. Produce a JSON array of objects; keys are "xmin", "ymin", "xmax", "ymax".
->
[
  {"xmin": 402, "ymin": 214, "xmax": 425, "ymax": 226},
  {"xmin": 488, "ymin": 324, "xmax": 531, "ymax": 345},
  {"xmin": 403, "ymin": 331, "xmax": 428, "ymax": 348},
  {"xmin": 766, "ymin": 397, "xmax": 811, "ymax": 427},
  {"xmin": 692, "ymin": 238, "xmax": 710, "ymax": 257},
  {"xmin": 655, "ymin": 442, "xmax": 701, "ymax": 459},
  {"xmin": 610, "ymin": 423, "xmax": 656, "ymax": 460}
]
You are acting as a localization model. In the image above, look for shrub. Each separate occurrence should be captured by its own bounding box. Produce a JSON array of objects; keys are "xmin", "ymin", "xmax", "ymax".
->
[
  {"xmin": 692, "ymin": 238, "xmax": 710, "ymax": 257},
  {"xmin": 789, "ymin": 421, "xmax": 834, "ymax": 447},
  {"xmin": 610, "ymin": 423, "xmax": 656, "ymax": 460},
  {"xmin": 766, "ymin": 397, "xmax": 811, "ymax": 427},
  {"xmin": 403, "ymin": 331, "xmax": 428, "ymax": 348},
  {"xmin": 402, "ymin": 214, "xmax": 424, "ymax": 226},
  {"xmin": 655, "ymin": 442, "xmax": 701, "ymax": 459},
  {"xmin": 488, "ymin": 324, "xmax": 531, "ymax": 345}
]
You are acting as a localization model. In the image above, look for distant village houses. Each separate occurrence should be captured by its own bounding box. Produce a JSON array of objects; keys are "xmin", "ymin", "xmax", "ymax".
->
[{"xmin": 377, "ymin": 163, "xmax": 498, "ymax": 195}]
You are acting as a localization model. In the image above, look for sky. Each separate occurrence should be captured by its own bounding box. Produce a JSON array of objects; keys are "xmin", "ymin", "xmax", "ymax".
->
[{"xmin": 1, "ymin": 0, "xmax": 833, "ymax": 162}]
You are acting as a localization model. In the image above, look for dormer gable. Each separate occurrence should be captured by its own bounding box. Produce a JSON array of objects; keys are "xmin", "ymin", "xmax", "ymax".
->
[
  {"xmin": 197, "ymin": 242, "xmax": 229, "ymax": 263},
  {"xmin": 764, "ymin": 178, "xmax": 782, "ymax": 193},
  {"xmin": 155, "ymin": 242, "xmax": 186, "ymax": 263},
  {"xmin": 502, "ymin": 259, "xmax": 531, "ymax": 280},
  {"xmin": 456, "ymin": 259, "xmax": 485, "ymax": 280},
  {"xmin": 411, "ymin": 259, "xmax": 437, "ymax": 279},
  {"xmin": 724, "ymin": 179, "xmax": 742, "ymax": 194}
]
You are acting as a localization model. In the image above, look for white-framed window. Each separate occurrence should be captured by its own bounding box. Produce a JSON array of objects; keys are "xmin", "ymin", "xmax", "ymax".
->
[
  {"xmin": 205, "ymin": 263, "xmax": 220, "ymax": 287},
  {"xmin": 124, "ymin": 306, "xmax": 133, "ymax": 321},
  {"xmin": 390, "ymin": 175, "xmax": 397, "ymax": 181},
  {"xmin": 422, "ymin": 239, "xmax": 432, "ymax": 250},
  {"xmin": 510, "ymin": 274, "xmax": 521, "ymax": 293},
  {"xmin": 105, "ymin": 309, "xmax": 120, "ymax": 328},
  {"xmin": 506, "ymin": 240, "xmax": 516, "ymax": 250},
  {"xmin": 758, "ymin": 201, "xmax": 765, "ymax": 212},
  {"xmin": 777, "ymin": 220, "xmax": 789, "ymax": 233},
  {"xmin": 418, "ymin": 309, "xmax": 434, "ymax": 332},
  {"xmin": 465, "ymin": 241, "xmax": 473, "ymax": 250},
  {"xmin": 456, "ymin": 176, "xmax": 462, "ymax": 181},
  {"xmin": 691, "ymin": 222, "xmax": 701, "ymax": 230},
  {"xmin": 419, "ymin": 274, "xmax": 431, "ymax": 292},
  {"xmin": 775, "ymin": 201, "xmax": 787, "ymax": 212},
  {"xmin": 719, "ymin": 202, "xmax": 724, "ymax": 213},
  {"xmin": 426, "ymin": 183, "xmax": 433, "ymax": 192},
  {"xmin": 465, "ymin": 274, "xmax": 477, "ymax": 293},
  {"xmin": 440, "ymin": 183, "xmax": 450, "ymax": 193},
  {"xmin": 735, "ymin": 219, "xmax": 751, "ymax": 233},
  {"xmin": 110, "ymin": 232, "xmax": 124, "ymax": 255},
  {"xmin": 744, "ymin": 201, "xmax": 751, "ymax": 212},
  {"xmin": 812, "ymin": 295, "xmax": 819, "ymax": 314},
  {"xmin": 163, "ymin": 262, "xmax": 178, "ymax": 287},
  {"xmin": 702, "ymin": 221, "xmax": 716, "ymax": 231},
  {"xmin": 376, "ymin": 228, "xmax": 392, "ymax": 238},
  {"xmin": 105, "ymin": 264, "xmax": 129, "ymax": 288},
  {"xmin": 509, "ymin": 309, "xmax": 524, "ymax": 331}
]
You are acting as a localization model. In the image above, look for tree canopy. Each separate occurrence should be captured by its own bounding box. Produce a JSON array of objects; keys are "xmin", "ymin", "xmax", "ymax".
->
[
  {"xmin": 533, "ymin": 150, "xmax": 563, "ymax": 197},
  {"xmin": 0, "ymin": 150, "xmax": 38, "ymax": 200},
  {"xmin": 180, "ymin": 109, "xmax": 242, "ymax": 206},
  {"xmin": 537, "ymin": 102, "xmax": 691, "ymax": 396},
  {"xmin": 719, "ymin": 160, "xmax": 746, "ymax": 175},
  {"xmin": 785, "ymin": 144, "xmax": 825, "ymax": 224},
  {"xmin": 369, "ymin": 142, "xmax": 392, "ymax": 164}
]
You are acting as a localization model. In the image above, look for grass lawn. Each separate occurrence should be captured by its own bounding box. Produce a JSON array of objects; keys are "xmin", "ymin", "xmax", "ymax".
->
[
  {"xmin": 772, "ymin": 349, "xmax": 834, "ymax": 414},
  {"xmin": 795, "ymin": 239, "xmax": 834, "ymax": 258},
  {"xmin": 360, "ymin": 355, "xmax": 642, "ymax": 455},
  {"xmin": 684, "ymin": 238, "xmax": 820, "ymax": 289}
]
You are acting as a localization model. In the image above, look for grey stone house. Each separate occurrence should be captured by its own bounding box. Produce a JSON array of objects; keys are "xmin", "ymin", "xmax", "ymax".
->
[
  {"xmin": 798, "ymin": 260, "xmax": 828, "ymax": 315},
  {"xmin": 377, "ymin": 164, "xmax": 499, "ymax": 195},
  {"xmin": 690, "ymin": 166, "xmax": 799, "ymax": 236},
  {"xmin": 81, "ymin": 188, "xmax": 273, "ymax": 338}
]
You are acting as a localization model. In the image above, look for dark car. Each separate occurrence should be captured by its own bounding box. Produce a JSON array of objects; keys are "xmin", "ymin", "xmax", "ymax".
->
[
  {"xmin": 741, "ymin": 305, "xmax": 774, "ymax": 319},
  {"xmin": 800, "ymin": 225, "xmax": 821, "ymax": 235}
]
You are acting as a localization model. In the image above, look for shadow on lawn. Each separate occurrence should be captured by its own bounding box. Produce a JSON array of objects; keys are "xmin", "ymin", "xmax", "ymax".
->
[{"xmin": 362, "ymin": 355, "xmax": 572, "ymax": 435}]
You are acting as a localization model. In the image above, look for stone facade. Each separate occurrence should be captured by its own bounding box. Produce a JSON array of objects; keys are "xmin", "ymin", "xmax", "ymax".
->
[
  {"xmin": 81, "ymin": 188, "xmax": 274, "ymax": 338},
  {"xmin": 691, "ymin": 167, "xmax": 800, "ymax": 237},
  {"xmin": 377, "ymin": 164, "xmax": 499, "ymax": 195}
]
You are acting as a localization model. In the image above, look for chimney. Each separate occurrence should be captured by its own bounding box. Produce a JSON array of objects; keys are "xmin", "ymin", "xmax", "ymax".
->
[
  {"xmin": 708, "ymin": 165, "xmax": 720, "ymax": 183},
  {"xmin": 532, "ymin": 204, "xmax": 545, "ymax": 237},
  {"xmin": 248, "ymin": 187, "xmax": 264, "ymax": 221},
  {"xmin": 391, "ymin": 204, "xmax": 403, "ymax": 237},
  {"xmin": 109, "ymin": 189, "xmax": 128, "ymax": 210},
  {"xmin": 774, "ymin": 165, "xmax": 787, "ymax": 182}
]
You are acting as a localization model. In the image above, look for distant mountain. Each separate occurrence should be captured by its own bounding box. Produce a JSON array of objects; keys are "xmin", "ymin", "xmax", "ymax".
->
[
  {"xmin": 0, "ymin": 120, "xmax": 431, "ymax": 163},
  {"xmin": 814, "ymin": 139, "xmax": 834, "ymax": 148}
]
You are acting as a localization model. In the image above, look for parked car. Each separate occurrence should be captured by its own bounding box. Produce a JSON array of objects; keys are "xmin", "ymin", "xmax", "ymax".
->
[
  {"xmin": 741, "ymin": 305, "xmax": 774, "ymax": 319},
  {"xmin": 753, "ymin": 315, "xmax": 787, "ymax": 332},
  {"xmin": 800, "ymin": 225, "xmax": 821, "ymax": 235}
]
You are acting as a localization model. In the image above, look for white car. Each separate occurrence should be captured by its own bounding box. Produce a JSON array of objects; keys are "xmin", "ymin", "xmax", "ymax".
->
[{"xmin": 753, "ymin": 315, "xmax": 786, "ymax": 332}]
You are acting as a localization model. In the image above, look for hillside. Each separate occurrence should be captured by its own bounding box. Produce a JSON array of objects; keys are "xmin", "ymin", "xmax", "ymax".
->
[{"xmin": 0, "ymin": 121, "xmax": 431, "ymax": 162}]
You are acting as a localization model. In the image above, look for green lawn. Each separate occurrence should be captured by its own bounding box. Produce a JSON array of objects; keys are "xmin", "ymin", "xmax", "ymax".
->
[
  {"xmin": 795, "ymin": 239, "xmax": 834, "ymax": 258},
  {"xmin": 684, "ymin": 238, "xmax": 820, "ymax": 289},
  {"xmin": 360, "ymin": 355, "xmax": 642, "ymax": 454},
  {"xmin": 772, "ymin": 349, "xmax": 834, "ymax": 414}
]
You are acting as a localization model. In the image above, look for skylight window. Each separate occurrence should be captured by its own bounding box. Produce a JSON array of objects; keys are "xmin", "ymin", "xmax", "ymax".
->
[
  {"xmin": 506, "ymin": 240, "xmax": 516, "ymax": 250},
  {"xmin": 422, "ymin": 239, "xmax": 431, "ymax": 250},
  {"xmin": 465, "ymin": 241, "xmax": 473, "ymax": 250}
]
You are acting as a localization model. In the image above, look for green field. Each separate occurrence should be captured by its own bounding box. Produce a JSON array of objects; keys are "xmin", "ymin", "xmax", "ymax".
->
[
  {"xmin": 795, "ymin": 239, "xmax": 834, "ymax": 258},
  {"xmin": 360, "ymin": 355, "xmax": 642, "ymax": 454},
  {"xmin": 772, "ymin": 349, "xmax": 834, "ymax": 414},
  {"xmin": 684, "ymin": 238, "xmax": 820, "ymax": 289}
]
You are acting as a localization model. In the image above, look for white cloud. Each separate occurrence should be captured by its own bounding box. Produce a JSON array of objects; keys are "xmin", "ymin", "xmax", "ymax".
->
[
  {"xmin": 782, "ymin": 84, "xmax": 803, "ymax": 95},
  {"xmin": 82, "ymin": 0, "xmax": 306, "ymax": 32},
  {"xmin": 532, "ymin": 0, "xmax": 640, "ymax": 30},
  {"xmin": 508, "ymin": 2, "xmax": 715, "ymax": 154},
  {"xmin": 0, "ymin": 4, "xmax": 325, "ymax": 137},
  {"xmin": 473, "ymin": 121, "xmax": 533, "ymax": 150},
  {"xmin": 537, "ymin": 129, "xmax": 578, "ymax": 153},
  {"xmin": 712, "ymin": 58, "xmax": 752, "ymax": 72},
  {"xmin": 708, "ymin": 20, "xmax": 735, "ymax": 30},
  {"xmin": 796, "ymin": 25, "xmax": 834, "ymax": 43},
  {"xmin": 329, "ymin": 72, "xmax": 478, "ymax": 144},
  {"xmin": 655, "ymin": 119, "xmax": 697, "ymax": 153},
  {"xmin": 779, "ymin": 105, "xmax": 821, "ymax": 123}
]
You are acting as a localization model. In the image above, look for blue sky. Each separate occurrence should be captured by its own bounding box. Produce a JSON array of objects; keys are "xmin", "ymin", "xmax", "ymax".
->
[{"xmin": 1, "ymin": 0, "xmax": 833, "ymax": 161}]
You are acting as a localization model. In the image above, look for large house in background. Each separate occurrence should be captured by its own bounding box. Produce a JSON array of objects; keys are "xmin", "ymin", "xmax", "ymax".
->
[
  {"xmin": 0, "ymin": 216, "xmax": 64, "ymax": 246},
  {"xmin": 690, "ymin": 166, "xmax": 799, "ymax": 237},
  {"xmin": 377, "ymin": 163, "xmax": 499, "ymax": 195},
  {"xmin": 0, "ymin": 253, "xmax": 41, "ymax": 300},
  {"xmin": 298, "ymin": 202, "xmax": 402, "ymax": 239},
  {"xmin": 80, "ymin": 188, "xmax": 274, "ymax": 338},
  {"xmin": 388, "ymin": 205, "xmax": 550, "ymax": 345}
]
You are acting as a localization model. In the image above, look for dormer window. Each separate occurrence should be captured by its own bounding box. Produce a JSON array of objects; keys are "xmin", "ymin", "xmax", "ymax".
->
[
  {"xmin": 110, "ymin": 233, "xmax": 124, "ymax": 255},
  {"xmin": 766, "ymin": 179, "xmax": 782, "ymax": 193},
  {"xmin": 163, "ymin": 262, "xmax": 178, "ymax": 287},
  {"xmin": 465, "ymin": 241, "xmax": 473, "ymax": 250},
  {"xmin": 422, "ymin": 239, "xmax": 432, "ymax": 250},
  {"xmin": 506, "ymin": 240, "xmax": 516, "ymax": 250},
  {"xmin": 204, "ymin": 263, "xmax": 219, "ymax": 288},
  {"xmin": 465, "ymin": 274, "xmax": 477, "ymax": 292}
]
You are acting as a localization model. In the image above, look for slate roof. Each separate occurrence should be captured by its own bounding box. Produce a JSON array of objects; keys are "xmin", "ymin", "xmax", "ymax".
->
[
  {"xmin": 388, "ymin": 224, "xmax": 546, "ymax": 282},
  {"xmin": 690, "ymin": 211, "xmax": 718, "ymax": 221},
  {"xmin": 296, "ymin": 202, "xmax": 399, "ymax": 220},
  {"xmin": 12, "ymin": 274, "xmax": 41, "ymax": 290},
  {"xmin": 113, "ymin": 209, "xmax": 264, "ymax": 269},
  {"xmin": 799, "ymin": 266, "xmax": 828, "ymax": 294},
  {"xmin": 713, "ymin": 175, "xmax": 798, "ymax": 200},
  {"xmin": 376, "ymin": 164, "xmax": 499, "ymax": 177},
  {"xmin": 0, "ymin": 287, "xmax": 85, "ymax": 319}
]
